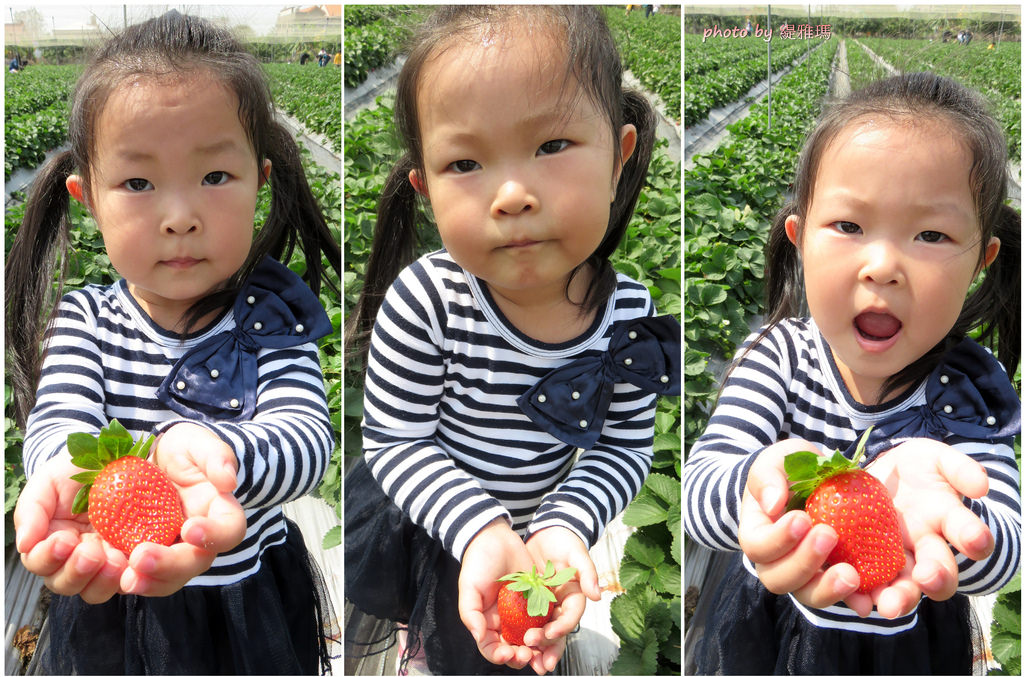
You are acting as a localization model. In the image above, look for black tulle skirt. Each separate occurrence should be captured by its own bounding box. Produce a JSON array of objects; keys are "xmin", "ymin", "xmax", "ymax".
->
[
  {"xmin": 37, "ymin": 517, "xmax": 336, "ymax": 675},
  {"xmin": 344, "ymin": 457, "xmax": 534, "ymax": 675},
  {"xmin": 687, "ymin": 551, "xmax": 984, "ymax": 675}
]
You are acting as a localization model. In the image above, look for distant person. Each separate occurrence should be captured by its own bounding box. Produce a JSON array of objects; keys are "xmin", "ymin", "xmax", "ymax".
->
[{"xmin": 299, "ymin": 51, "xmax": 310, "ymax": 65}]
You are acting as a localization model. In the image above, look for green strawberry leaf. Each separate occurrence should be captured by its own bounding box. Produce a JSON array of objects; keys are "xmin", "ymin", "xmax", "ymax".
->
[
  {"xmin": 71, "ymin": 484, "xmax": 91, "ymax": 515},
  {"xmin": 542, "ymin": 566, "xmax": 577, "ymax": 588},
  {"xmin": 67, "ymin": 432, "xmax": 101, "ymax": 469},
  {"xmin": 783, "ymin": 427, "xmax": 875, "ymax": 508}
]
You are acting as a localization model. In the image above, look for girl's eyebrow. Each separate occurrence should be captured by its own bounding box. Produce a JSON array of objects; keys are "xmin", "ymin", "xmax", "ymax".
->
[{"xmin": 113, "ymin": 138, "xmax": 246, "ymax": 161}]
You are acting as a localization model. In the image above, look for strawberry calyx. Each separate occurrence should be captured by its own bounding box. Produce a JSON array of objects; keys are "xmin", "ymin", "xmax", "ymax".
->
[
  {"xmin": 69, "ymin": 420, "xmax": 156, "ymax": 515},
  {"xmin": 783, "ymin": 426, "xmax": 874, "ymax": 511},
  {"xmin": 497, "ymin": 561, "xmax": 577, "ymax": 617}
]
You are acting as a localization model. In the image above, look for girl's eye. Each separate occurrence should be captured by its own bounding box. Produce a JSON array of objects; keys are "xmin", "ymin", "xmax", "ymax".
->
[
  {"xmin": 448, "ymin": 160, "xmax": 480, "ymax": 174},
  {"xmin": 203, "ymin": 171, "xmax": 230, "ymax": 185},
  {"xmin": 917, "ymin": 230, "xmax": 949, "ymax": 243},
  {"xmin": 832, "ymin": 221, "xmax": 862, "ymax": 234},
  {"xmin": 124, "ymin": 178, "xmax": 152, "ymax": 192},
  {"xmin": 538, "ymin": 139, "xmax": 571, "ymax": 155}
]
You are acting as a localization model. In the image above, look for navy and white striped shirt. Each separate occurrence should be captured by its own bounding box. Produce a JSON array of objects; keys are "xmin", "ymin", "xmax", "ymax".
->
[
  {"xmin": 684, "ymin": 318, "xmax": 1020, "ymax": 633},
  {"xmin": 24, "ymin": 278, "xmax": 333, "ymax": 586},
  {"xmin": 362, "ymin": 250, "xmax": 658, "ymax": 561}
]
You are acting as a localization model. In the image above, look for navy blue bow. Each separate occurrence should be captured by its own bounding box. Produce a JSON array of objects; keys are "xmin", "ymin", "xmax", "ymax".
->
[
  {"xmin": 157, "ymin": 256, "xmax": 332, "ymax": 421},
  {"xmin": 517, "ymin": 315, "xmax": 681, "ymax": 448},
  {"xmin": 850, "ymin": 338, "xmax": 1021, "ymax": 463}
]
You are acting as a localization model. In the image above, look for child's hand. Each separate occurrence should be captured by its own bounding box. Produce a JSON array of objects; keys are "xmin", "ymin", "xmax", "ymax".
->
[
  {"xmin": 866, "ymin": 438, "xmax": 992, "ymax": 603},
  {"xmin": 14, "ymin": 454, "xmax": 129, "ymax": 604},
  {"xmin": 457, "ymin": 518, "xmax": 539, "ymax": 672},
  {"xmin": 120, "ymin": 422, "xmax": 246, "ymax": 596},
  {"xmin": 524, "ymin": 526, "xmax": 600, "ymax": 665},
  {"xmin": 739, "ymin": 439, "xmax": 868, "ymax": 613}
]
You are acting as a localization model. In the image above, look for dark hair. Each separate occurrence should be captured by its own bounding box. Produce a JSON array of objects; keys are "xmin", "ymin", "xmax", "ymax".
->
[
  {"xmin": 5, "ymin": 10, "xmax": 341, "ymax": 428},
  {"xmin": 345, "ymin": 5, "xmax": 656, "ymax": 368},
  {"xmin": 760, "ymin": 72, "xmax": 1019, "ymax": 402}
]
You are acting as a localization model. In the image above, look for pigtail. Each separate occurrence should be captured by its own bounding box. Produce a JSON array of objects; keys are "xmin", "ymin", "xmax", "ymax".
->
[
  {"xmin": 257, "ymin": 120, "xmax": 341, "ymax": 295},
  {"xmin": 581, "ymin": 89, "xmax": 657, "ymax": 313},
  {"xmin": 344, "ymin": 154, "xmax": 423, "ymax": 369},
  {"xmin": 958, "ymin": 204, "xmax": 1021, "ymax": 381},
  {"xmin": 763, "ymin": 202, "xmax": 805, "ymax": 323},
  {"xmin": 5, "ymin": 151, "xmax": 76, "ymax": 428}
]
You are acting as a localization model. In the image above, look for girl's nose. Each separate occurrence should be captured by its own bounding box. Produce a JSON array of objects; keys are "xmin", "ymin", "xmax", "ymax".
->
[
  {"xmin": 161, "ymin": 197, "xmax": 202, "ymax": 235},
  {"xmin": 491, "ymin": 178, "xmax": 538, "ymax": 217},
  {"xmin": 859, "ymin": 240, "xmax": 905, "ymax": 286}
]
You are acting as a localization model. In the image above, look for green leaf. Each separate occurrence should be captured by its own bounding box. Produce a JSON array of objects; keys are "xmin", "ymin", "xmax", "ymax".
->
[
  {"xmin": 322, "ymin": 525, "xmax": 341, "ymax": 549},
  {"xmin": 67, "ymin": 432, "xmax": 101, "ymax": 469},
  {"xmin": 622, "ymin": 493, "xmax": 668, "ymax": 527},
  {"xmin": 71, "ymin": 484, "xmax": 91, "ymax": 514}
]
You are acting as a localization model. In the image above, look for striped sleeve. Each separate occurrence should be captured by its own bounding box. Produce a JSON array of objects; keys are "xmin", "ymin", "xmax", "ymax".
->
[
  {"xmin": 954, "ymin": 439, "xmax": 1021, "ymax": 595},
  {"xmin": 23, "ymin": 291, "xmax": 110, "ymax": 477},
  {"xmin": 683, "ymin": 327, "xmax": 793, "ymax": 551},
  {"xmin": 361, "ymin": 260, "xmax": 509, "ymax": 561}
]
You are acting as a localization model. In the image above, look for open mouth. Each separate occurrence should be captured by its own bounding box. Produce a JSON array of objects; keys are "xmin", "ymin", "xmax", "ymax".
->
[{"xmin": 854, "ymin": 312, "xmax": 902, "ymax": 342}]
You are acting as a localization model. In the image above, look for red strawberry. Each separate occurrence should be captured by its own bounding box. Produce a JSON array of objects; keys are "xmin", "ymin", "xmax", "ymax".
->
[
  {"xmin": 784, "ymin": 427, "xmax": 905, "ymax": 593},
  {"xmin": 496, "ymin": 561, "xmax": 576, "ymax": 646},
  {"xmin": 69, "ymin": 420, "xmax": 185, "ymax": 557}
]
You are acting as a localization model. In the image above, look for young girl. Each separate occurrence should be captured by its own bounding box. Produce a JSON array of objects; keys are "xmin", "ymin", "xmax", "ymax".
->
[
  {"xmin": 8, "ymin": 12, "xmax": 340, "ymax": 674},
  {"xmin": 684, "ymin": 72, "xmax": 1020, "ymax": 674},
  {"xmin": 344, "ymin": 6, "xmax": 680, "ymax": 675}
]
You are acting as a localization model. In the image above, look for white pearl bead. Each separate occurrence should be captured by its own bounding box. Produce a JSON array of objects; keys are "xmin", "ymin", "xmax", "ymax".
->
[
  {"xmin": 247, "ymin": 295, "xmax": 255, "ymax": 304},
  {"xmin": 660, "ymin": 375, "xmax": 669, "ymax": 383},
  {"xmin": 176, "ymin": 381, "xmax": 185, "ymax": 391},
  {"xmin": 624, "ymin": 358, "xmax": 633, "ymax": 366},
  {"xmin": 571, "ymin": 391, "xmax": 580, "ymax": 400},
  {"xmin": 253, "ymin": 321, "xmax": 263, "ymax": 331},
  {"xmin": 579, "ymin": 420, "xmax": 588, "ymax": 428},
  {"xmin": 230, "ymin": 398, "xmax": 240, "ymax": 408},
  {"xmin": 537, "ymin": 394, "xmax": 547, "ymax": 403},
  {"xmin": 295, "ymin": 324, "xmax": 304, "ymax": 333},
  {"xmin": 940, "ymin": 374, "xmax": 949, "ymax": 384},
  {"xmin": 628, "ymin": 331, "xmax": 638, "ymax": 340},
  {"xmin": 943, "ymin": 404, "xmax": 953, "ymax": 414},
  {"xmin": 987, "ymin": 416, "xmax": 997, "ymax": 425},
  {"xmin": 210, "ymin": 369, "xmax": 220, "ymax": 379}
]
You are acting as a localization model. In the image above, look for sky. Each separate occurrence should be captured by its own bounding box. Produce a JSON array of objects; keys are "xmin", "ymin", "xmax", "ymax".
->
[{"xmin": 6, "ymin": 3, "xmax": 297, "ymax": 37}]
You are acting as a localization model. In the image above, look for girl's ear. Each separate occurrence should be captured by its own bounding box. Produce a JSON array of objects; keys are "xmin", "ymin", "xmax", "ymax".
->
[
  {"xmin": 259, "ymin": 159, "xmax": 272, "ymax": 189},
  {"xmin": 982, "ymin": 236, "xmax": 1001, "ymax": 269},
  {"xmin": 408, "ymin": 169, "xmax": 428, "ymax": 198},
  {"xmin": 784, "ymin": 214, "xmax": 801, "ymax": 246},
  {"xmin": 611, "ymin": 124, "xmax": 638, "ymax": 195},
  {"xmin": 66, "ymin": 175, "xmax": 86, "ymax": 205}
]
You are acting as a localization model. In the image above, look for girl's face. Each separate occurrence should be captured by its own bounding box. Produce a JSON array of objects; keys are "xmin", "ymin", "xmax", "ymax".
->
[
  {"xmin": 409, "ymin": 26, "xmax": 636, "ymax": 310},
  {"xmin": 69, "ymin": 70, "xmax": 269, "ymax": 331},
  {"xmin": 786, "ymin": 118, "xmax": 1000, "ymax": 404}
]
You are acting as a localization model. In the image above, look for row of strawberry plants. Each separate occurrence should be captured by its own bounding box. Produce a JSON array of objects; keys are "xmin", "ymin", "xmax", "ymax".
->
[
  {"xmin": 342, "ymin": 5, "xmax": 424, "ymax": 88},
  {"xmin": 684, "ymin": 39, "xmax": 838, "ymax": 451},
  {"xmin": 4, "ymin": 65, "xmax": 80, "ymax": 181},
  {"xmin": 602, "ymin": 8, "xmax": 682, "ymax": 122},
  {"xmin": 343, "ymin": 92, "xmax": 681, "ymax": 673},
  {"xmin": 856, "ymin": 37, "xmax": 1021, "ymax": 161},
  {"xmin": 684, "ymin": 33, "xmax": 813, "ymax": 127},
  {"xmin": 263, "ymin": 63, "xmax": 343, "ymax": 154}
]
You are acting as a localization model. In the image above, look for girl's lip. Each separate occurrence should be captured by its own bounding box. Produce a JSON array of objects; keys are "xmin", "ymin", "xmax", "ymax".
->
[
  {"xmin": 162, "ymin": 257, "xmax": 202, "ymax": 269},
  {"xmin": 502, "ymin": 240, "xmax": 541, "ymax": 249}
]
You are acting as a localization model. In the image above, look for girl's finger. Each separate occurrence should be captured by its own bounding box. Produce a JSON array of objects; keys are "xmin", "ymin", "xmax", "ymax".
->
[
  {"xmin": 754, "ymin": 522, "xmax": 839, "ymax": 594},
  {"xmin": 20, "ymin": 533, "xmax": 77, "ymax": 578},
  {"xmin": 940, "ymin": 508, "xmax": 993, "ymax": 562},
  {"xmin": 911, "ymin": 532, "xmax": 958, "ymax": 601},
  {"xmin": 935, "ymin": 445, "xmax": 988, "ymax": 499},
  {"xmin": 740, "ymin": 505, "xmax": 812, "ymax": 563}
]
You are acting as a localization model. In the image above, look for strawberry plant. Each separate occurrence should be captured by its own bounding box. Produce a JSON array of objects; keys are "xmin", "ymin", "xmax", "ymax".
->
[
  {"xmin": 603, "ymin": 7, "xmax": 682, "ymax": 121},
  {"xmin": 264, "ymin": 63, "xmax": 343, "ymax": 153}
]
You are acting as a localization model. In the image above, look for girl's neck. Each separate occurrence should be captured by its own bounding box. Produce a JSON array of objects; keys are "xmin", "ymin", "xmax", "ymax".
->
[
  {"xmin": 127, "ymin": 282, "xmax": 222, "ymax": 335},
  {"xmin": 485, "ymin": 265, "xmax": 599, "ymax": 344}
]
